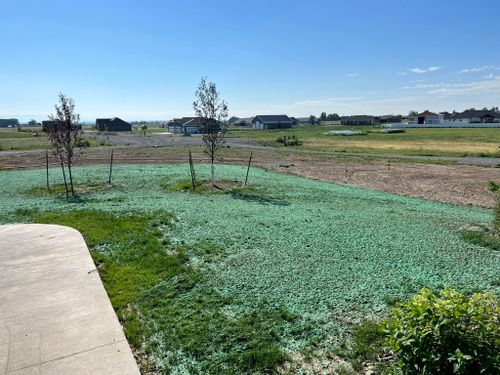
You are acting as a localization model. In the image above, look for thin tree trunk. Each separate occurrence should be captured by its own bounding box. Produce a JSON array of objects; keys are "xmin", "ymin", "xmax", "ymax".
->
[
  {"xmin": 211, "ymin": 155, "xmax": 215, "ymax": 187},
  {"xmin": 60, "ymin": 157, "xmax": 69, "ymax": 198},
  {"xmin": 67, "ymin": 156, "xmax": 75, "ymax": 196}
]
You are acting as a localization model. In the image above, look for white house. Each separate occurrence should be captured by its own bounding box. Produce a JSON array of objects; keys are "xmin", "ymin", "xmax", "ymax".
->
[
  {"xmin": 165, "ymin": 117, "xmax": 204, "ymax": 134},
  {"xmin": 410, "ymin": 110, "xmax": 443, "ymax": 124}
]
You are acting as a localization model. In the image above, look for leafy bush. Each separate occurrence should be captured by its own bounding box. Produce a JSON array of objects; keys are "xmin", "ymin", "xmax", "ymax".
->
[
  {"xmin": 386, "ymin": 288, "xmax": 499, "ymax": 374},
  {"xmin": 276, "ymin": 134, "xmax": 302, "ymax": 146},
  {"xmin": 488, "ymin": 180, "xmax": 500, "ymax": 193}
]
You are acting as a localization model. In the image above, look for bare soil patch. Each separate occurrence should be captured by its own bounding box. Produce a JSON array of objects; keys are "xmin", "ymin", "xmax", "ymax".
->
[{"xmin": 267, "ymin": 158, "xmax": 499, "ymax": 208}]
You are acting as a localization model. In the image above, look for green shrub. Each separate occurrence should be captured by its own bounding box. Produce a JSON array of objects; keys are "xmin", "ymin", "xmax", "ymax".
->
[
  {"xmin": 276, "ymin": 135, "xmax": 302, "ymax": 146},
  {"xmin": 386, "ymin": 288, "xmax": 499, "ymax": 374},
  {"xmin": 488, "ymin": 180, "xmax": 500, "ymax": 193}
]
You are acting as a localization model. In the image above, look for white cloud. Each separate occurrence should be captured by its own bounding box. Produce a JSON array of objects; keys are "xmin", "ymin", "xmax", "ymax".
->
[
  {"xmin": 425, "ymin": 76, "xmax": 500, "ymax": 96},
  {"xmin": 401, "ymin": 82, "xmax": 471, "ymax": 90},
  {"xmin": 236, "ymin": 95, "xmax": 427, "ymax": 117},
  {"xmin": 482, "ymin": 73, "xmax": 494, "ymax": 79},
  {"xmin": 409, "ymin": 66, "xmax": 442, "ymax": 74},
  {"xmin": 458, "ymin": 65, "xmax": 500, "ymax": 74},
  {"xmin": 347, "ymin": 73, "xmax": 359, "ymax": 77}
]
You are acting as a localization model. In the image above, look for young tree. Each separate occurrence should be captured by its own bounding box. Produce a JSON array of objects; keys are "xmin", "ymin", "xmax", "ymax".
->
[
  {"xmin": 47, "ymin": 93, "xmax": 83, "ymax": 197},
  {"xmin": 193, "ymin": 77, "xmax": 228, "ymax": 186}
]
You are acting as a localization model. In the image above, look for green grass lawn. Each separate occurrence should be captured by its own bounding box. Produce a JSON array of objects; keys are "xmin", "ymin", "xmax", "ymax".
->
[
  {"xmin": 1, "ymin": 164, "xmax": 498, "ymax": 373},
  {"xmin": 228, "ymin": 126, "xmax": 500, "ymax": 157}
]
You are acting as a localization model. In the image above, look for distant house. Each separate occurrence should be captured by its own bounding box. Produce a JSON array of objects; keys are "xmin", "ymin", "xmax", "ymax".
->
[
  {"xmin": 96, "ymin": 117, "xmax": 132, "ymax": 131},
  {"xmin": 252, "ymin": 115, "xmax": 293, "ymax": 130},
  {"xmin": 296, "ymin": 117, "xmax": 319, "ymax": 125},
  {"xmin": 42, "ymin": 120, "xmax": 56, "ymax": 132},
  {"xmin": 165, "ymin": 117, "xmax": 205, "ymax": 134},
  {"xmin": 450, "ymin": 109, "xmax": 500, "ymax": 123},
  {"xmin": 377, "ymin": 115, "xmax": 402, "ymax": 124},
  {"xmin": 0, "ymin": 118, "xmax": 19, "ymax": 127},
  {"xmin": 410, "ymin": 111, "xmax": 443, "ymax": 125},
  {"xmin": 42, "ymin": 120, "xmax": 82, "ymax": 132},
  {"xmin": 229, "ymin": 117, "xmax": 254, "ymax": 127},
  {"xmin": 340, "ymin": 115, "xmax": 375, "ymax": 125}
]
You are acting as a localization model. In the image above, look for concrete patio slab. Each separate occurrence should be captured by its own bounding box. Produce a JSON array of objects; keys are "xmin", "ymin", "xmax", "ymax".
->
[{"xmin": 0, "ymin": 224, "xmax": 140, "ymax": 375}]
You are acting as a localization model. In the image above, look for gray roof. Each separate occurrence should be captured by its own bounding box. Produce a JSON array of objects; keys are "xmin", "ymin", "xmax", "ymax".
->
[
  {"xmin": 451, "ymin": 109, "xmax": 500, "ymax": 119},
  {"xmin": 341, "ymin": 115, "xmax": 374, "ymax": 120},
  {"xmin": 253, "ymin": 115, "xmax": 292, "ymax": 123},
  {"xmin": 378, "ymin": 114, "xmax": 402, "ymax": 120},
  {"xmin": 416, "ymin": 110, "xmax": 440, "ymax": 117},
  {"xmin": 96, "ymin": 117, "xmax": 130, "ymax": 125},
  {"xmin": 166, "ymin": 117, "xmax": 208, "ymax": 128},
  {"xmin": 296, "ymin": 117, "xmax": 315, "ymax": 123}
]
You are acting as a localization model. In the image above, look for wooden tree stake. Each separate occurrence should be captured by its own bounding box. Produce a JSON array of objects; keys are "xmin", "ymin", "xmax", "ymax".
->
[
  {"xmin": 244, "ymin": 152, "xmax": 253, "ymax": 186},
  {"xmin": 108, "ymin": 149, "xmax": 114, "ymax": 185},
  {"xmin": 46, "ymin": 150, "xmax": 51, "ymax": 193},
  {"xmin": 188, "ymin": 150, "xmax": 196, "ymax": 190}
]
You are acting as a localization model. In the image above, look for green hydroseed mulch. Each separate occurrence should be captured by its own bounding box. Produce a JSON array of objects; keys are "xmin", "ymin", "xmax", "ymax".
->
[{"xmin": 0, "ymin": 164, "xmax": 498, "ymax": 373}]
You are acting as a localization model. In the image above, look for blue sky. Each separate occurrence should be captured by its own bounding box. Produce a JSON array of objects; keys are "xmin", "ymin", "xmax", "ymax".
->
[{"xmin": 2, "ymin": 0, "xmax": 500, "ymax": 121}]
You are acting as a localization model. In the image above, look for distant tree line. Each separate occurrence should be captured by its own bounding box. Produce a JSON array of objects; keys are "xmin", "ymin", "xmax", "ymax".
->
[{"xmin": 319, "ymin": 112, "xmax": 340, "ymax": 121}]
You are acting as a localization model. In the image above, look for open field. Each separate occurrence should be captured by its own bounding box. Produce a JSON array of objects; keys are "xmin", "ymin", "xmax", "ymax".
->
[
  {"xmin": 0, "ymin": 164, "xmax": 498, "ymax": 373},
  {"xmin": 0, "ymin": 127, "xmax": 106, "ymax": 151},
  {"xmin": 228, "ymin": 126, "xmax": 500, "ymax": 157},
  {"xmin": 1, "ymin": 146, "xmax": 498, "ymax": 207},
  {"xmin": 2, "ymin": 125, "xmax": 500, "ymax": 158}
]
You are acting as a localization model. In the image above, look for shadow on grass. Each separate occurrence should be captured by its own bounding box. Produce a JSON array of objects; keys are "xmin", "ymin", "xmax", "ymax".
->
[{"xmin": 230, "ymin": 192, "xmax": 290, "ymax": 206}]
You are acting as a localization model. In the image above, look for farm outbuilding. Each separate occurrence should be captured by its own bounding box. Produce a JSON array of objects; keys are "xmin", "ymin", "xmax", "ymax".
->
[{"xmin": 96, "ymin": 117, "xmax": 132, "ymax": 132}]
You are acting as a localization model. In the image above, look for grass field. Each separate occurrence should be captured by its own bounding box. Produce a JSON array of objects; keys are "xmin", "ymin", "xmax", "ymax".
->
[
  {"xmin": 0, "ymin": 127, "xmax": 103, "ymax": 151},
  {"xmin": 1, "ymin": 164, "xmax": 498, "ymax": 373},
  {"xmin": 228, "ymin": 126, "xmax": 500, "ymax": 157}
]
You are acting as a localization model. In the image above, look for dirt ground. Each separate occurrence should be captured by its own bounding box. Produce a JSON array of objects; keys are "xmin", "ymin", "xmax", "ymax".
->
[
  {"xmin": 269, "ymin": 158, "xmax": 499, "ymax": 208},
  {"xmin": 1, "ymin": 146, "xmax": 498, "ymax": 208}
]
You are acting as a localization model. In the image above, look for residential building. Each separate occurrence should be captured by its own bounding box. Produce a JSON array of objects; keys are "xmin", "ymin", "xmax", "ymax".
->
[
  {"xmin": 251, "ymin": 115, "xmax": 293, "ymax": 130},
  {"xmin": 42, "ymin": 120, "xmax": 82, "ymax": 132},
  {"xmin": 295, "ymin": 117, "xmax": 320, "ymax": 125},
  {"xmin": 165, "ymin": 117, "xmax": 205, "ymax": 134},
  {"xmin": 340, "ymin": 115, "xmax": 375, "ymax": 125},
  {"xmin": 96, "ymin": 117, "xmax": 132, "ymax": 131},
  {"xmin": 377, "ymin": 115, "xmax": 402, "ymax": 124},
  {"xmin": 410, "ymin": 111, "xmax": 443, "ymax": 125},
  {"xmin": 449, "ymin": 109, "xmax": 500, "ymax": 123},
  {"xmin": 229, "ymin": 117, "xmax": 254, "ymax": 127}
]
